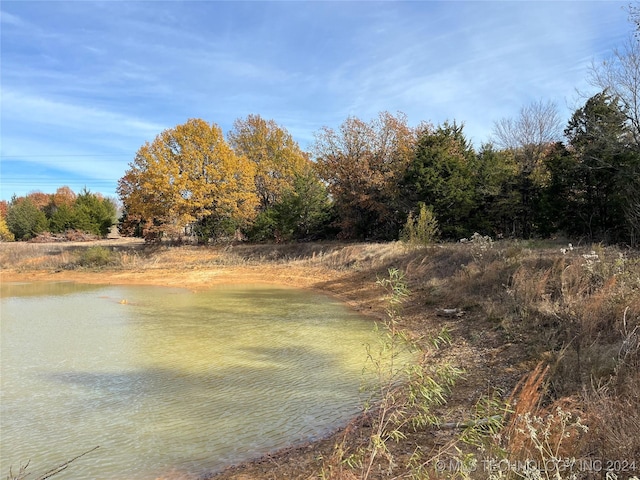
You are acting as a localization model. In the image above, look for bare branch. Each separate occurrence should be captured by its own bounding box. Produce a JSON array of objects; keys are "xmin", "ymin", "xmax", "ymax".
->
[
  {"xmin": 491, "ymin": 99, "xmax": 562, "ymax": 153},
  {"xmin": 7, "ymin": 447, "xmax": 99, "ymax": 480}
]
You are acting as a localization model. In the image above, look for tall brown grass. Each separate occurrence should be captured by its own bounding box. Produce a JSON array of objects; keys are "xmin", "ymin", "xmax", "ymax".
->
[{"xmin": 483, "ymin": 244, "xmax": 640, "ymax": 474}]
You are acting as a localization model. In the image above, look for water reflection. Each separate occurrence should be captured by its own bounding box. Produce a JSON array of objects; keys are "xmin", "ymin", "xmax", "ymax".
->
[
  {"xmin": 0, "ymin": 283, "xmax": 378, "ymax": 479},
  {"xmin": 0, "ymin": 281, "xmax": 102, "ymax": 298}
]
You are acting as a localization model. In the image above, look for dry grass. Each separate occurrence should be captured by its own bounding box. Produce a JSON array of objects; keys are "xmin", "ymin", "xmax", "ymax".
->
[
  {"xmin": 2, "ymin": 238, "xmax": 639, "ymax": 478},
  {"xmin": 503, "ymin": 246, "xmax": 640, "ymax": 396},
  {"xmin": 0, "ymin": 238, "xmax": 147, "ymax": 271},
  {"xmin": 583, "ymin": 375, "xmax": 640, "ymax": 464},
  {"xmin": 503, "ymin": 364, "xmax": 587, "ymax": 463},
  {"xmin": 483, "ymin": 244, "xmax": 640, "ymax": 474}
]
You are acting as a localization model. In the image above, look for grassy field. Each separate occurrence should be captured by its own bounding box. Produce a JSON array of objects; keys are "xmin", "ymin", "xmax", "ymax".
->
[{"xmin": 2, "ymin": 238, "xmax": 639, "ymax": 479}]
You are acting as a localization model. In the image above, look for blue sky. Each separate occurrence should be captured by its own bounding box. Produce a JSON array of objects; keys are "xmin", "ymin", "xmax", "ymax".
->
[{"xmin": 0, "ymin": 1, "xmax": 630, "ymax": 202}]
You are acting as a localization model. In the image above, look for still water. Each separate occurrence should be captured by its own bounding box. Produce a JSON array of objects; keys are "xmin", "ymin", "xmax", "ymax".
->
[{"xmin": 0, "ymin": 282, "xmax": 380, "ymax": 479}]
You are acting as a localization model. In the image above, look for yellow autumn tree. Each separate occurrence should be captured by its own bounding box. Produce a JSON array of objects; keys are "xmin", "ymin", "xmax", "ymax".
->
[
  {"xmin": 0, "ymin": 216, "xmax": 15, "ymax": 241},
  {"xmin": 227, "ymin": 114, "xmax": 310, "ymax": 210},
  {"xmin": 118, "ymin": 118, "xmax": 258, "ymax": 241}
]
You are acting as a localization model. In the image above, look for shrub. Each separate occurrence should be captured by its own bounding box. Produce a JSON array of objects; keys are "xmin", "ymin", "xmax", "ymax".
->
[
  {"xmin": 6, "ymin": 198, "xmax": 48, "ymax": 240},
  {"xmin": 401, "ymin": 203, "xmax": 439, "ymax": 246},
  {"xmin": 76, "ymin": 246, "xmax": 114, "ymax": 267}
]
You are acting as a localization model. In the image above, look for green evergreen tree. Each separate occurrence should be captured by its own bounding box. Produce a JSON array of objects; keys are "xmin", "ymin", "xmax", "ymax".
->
[
  {"xmin": 470, "ymin": 144, "xmax": 520, "ymax": 237},
  {"xmin": 248, "ymin": 166, "xmax": 332, "ymax": 241},
  {"xmin": 6, "ymin": 197, "xmax": 48, "ymax": 240},
  {"xmin": 48, "ymin": 204, "xmax": 77, "ymax": 233},
  {"xmin": 402, "ymin": 122, "xmax": 476, "ymax": 239},
  {"xmin": 274, "ymin": 167, "xmax": 332, "ymax": 240},
  {"xmin": 73, "ymin": 189, "xmax": 117, "ymax": 236},
  {"xmin": 492, "ymin": 100, "xmax": 562, "ymax": 237},
  {"xmin": 538, "ymin": 142, "xmax": 581, "ymax": 237},
  {"xmin": 564, "ymin": 91, "xmax": 637, "ymax": 242}
]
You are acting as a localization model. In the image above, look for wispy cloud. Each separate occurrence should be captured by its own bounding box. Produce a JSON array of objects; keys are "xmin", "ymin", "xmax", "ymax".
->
[
  {"xmin": 0, "ymin": 9, "xmax": 27, "ymax": 27},
  {"xmin": 0, "ymin": 88, "xmax": 165, "ymax": 198},
  {"xmin": 0, "ymin": 0, "xmax": 631, "ymax": 200},
  {"xmin": 1, "ymin": 89, "xmax": 165, "ymax": 151}
]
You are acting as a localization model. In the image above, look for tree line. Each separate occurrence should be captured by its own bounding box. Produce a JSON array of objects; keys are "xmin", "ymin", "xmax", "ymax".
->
[
  {"xmin": 0, "ymin": 187, "xmax": 117, "ymax": 241},
  {"xmin": 114, "ymin": 13, "xmax": 640, "ymax": 246},
  {"xmin": 3, "ymin": 11, "xmax": 638, "ymax": 246},
  {"xmin": 114, "ymin": 88, "xmax": 639, "ymax": 246},
  {"xmin": 3, "ymin": 89, "xmax": 635, "ymax": 245}
]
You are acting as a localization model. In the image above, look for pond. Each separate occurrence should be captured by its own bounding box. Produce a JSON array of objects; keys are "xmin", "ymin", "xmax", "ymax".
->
[{"xmin": 0, "ymin": 282, "xmax": 382, "ymax": 479}]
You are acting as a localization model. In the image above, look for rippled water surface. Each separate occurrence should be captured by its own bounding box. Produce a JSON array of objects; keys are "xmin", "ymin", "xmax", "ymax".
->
[{"xmin": 0, "ymin": 282, "xmax": 380, "ymax": 479}]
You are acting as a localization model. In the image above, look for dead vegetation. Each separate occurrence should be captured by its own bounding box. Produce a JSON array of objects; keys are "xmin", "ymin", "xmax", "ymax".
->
[{"xmin": 1, "ymin": 239, "xmax": 639, "ymax": 479}]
